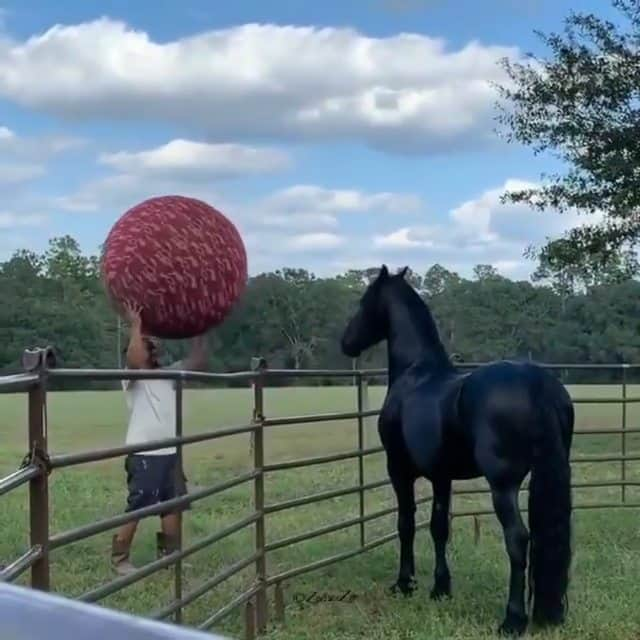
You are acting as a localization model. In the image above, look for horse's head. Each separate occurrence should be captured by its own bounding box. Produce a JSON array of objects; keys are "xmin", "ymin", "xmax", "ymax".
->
[{"xmin": 341, "ymin": 264, "xmax": 408, "ymax": 358}]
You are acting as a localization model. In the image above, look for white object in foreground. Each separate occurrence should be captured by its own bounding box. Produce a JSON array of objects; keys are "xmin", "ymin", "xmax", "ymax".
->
[{"xmin": 0, "ymin": 582, "xmax": 232, "ymax": 640}]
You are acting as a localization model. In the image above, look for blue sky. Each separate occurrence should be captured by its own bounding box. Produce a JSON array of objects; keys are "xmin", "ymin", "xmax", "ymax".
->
[{"xmin": 0, "ymin": 0, "xmax": 619, "ymax": 278}]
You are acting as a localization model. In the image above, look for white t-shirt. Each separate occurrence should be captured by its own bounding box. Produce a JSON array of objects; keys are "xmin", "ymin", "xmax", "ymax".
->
[{"xmin": 122, "ymin": 361, "xmax": 183, "ymax": 456}]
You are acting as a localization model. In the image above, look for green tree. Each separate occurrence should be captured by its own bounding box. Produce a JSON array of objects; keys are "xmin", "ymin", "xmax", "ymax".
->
[
  {"xmin": 0, "ymin": 233, "xmax": 636, "ymax": 384},
  {"xmin": 473, "ymin": 264, "xmax": 501, "ymax": 281},
  {"xmin": 530, "ymin": 240, "xmax": 639, "ymax": 296},
  {"xmin": 496, "ymin": 0, "xmax": 640, "ymax": 272},
  {"xmin": 423, "ymin": 264, "xmax": 461, "ymax": 297}
]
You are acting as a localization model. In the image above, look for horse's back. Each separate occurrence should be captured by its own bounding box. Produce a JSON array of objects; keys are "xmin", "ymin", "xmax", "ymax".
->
[
  {"xmin": 381, "ymin": 359, "xmax": 573, "ymax": 482},
  {"xmin": 462, "ymin": 359, "xmax": 572, "ymax": 417},
  {"xmin": 458, "ymin": 359, "xmax": 573, "ymax": 483}
]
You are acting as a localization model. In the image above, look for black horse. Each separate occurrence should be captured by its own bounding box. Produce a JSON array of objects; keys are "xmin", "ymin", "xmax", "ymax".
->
[{"xmin": 341, "ymin": 265, "xmax": 573, "ymax": 636}]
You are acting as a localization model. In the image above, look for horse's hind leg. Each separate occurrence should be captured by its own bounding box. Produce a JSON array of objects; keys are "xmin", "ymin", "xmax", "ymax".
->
[
  {"xmin": 429, "ymin": 477, "xmax": 452, "ymax": 600},
  {"xmin": 491, "ymin": 485, "xmax": 529, "ymax": 636},
  {"xmin": 389, "ymin": 470, "xmax": 417, "ymax": 595}
]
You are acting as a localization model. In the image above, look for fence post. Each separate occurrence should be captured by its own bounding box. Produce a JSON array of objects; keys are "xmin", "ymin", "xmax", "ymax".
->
[
  {"xmin": 274, "ymin": 582, "xmax": 285, "ymax": 623},
  {"xmin": 23, "ymin": 348, "xmax": 51, "ymax": 591},
  {"xmin": 354, "ymin": 360, "xmax": 367, "ymax": 548},
  {"xmin": 244, "ymin": 600, "xmax": 256, "ymax": 640},
  {"xmin": 174, "ymin": 376, "xmax": 184, "ymax": 624},
  {"xmin": 621, "ymin": 364, "xmax": 628, "ymax": 504},
  {"xmin": 251, "ymin": 358, "xmax": 267, "ymax": 634}
]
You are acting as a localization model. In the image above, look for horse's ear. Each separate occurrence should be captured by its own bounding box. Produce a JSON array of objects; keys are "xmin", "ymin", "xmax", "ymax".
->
[
  {"xmin": 380, "ymin": 264, "xmax": 389, "ymax": 279},
  {"xmin": 399, "ymin": 266, "xmax": 409, "ymax": 279}
]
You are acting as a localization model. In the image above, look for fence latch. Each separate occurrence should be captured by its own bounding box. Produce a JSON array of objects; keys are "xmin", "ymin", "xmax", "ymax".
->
[{"xmin": 20, "ymin": 444, "xmax": 52, "ymax": 476}]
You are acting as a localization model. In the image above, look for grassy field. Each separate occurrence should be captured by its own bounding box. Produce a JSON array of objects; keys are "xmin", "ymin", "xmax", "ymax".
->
[{"xmin": 2, "ymin": 383, "xmax": 640, "ymax": 639}]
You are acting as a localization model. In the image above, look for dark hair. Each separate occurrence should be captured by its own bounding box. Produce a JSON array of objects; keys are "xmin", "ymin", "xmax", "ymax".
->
[{"xmin": 122, "ymin": 338, "xmax": 158, "ymax": 361}]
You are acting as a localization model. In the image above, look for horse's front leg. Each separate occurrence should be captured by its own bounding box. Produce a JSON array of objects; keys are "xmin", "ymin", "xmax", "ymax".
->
[
  {"xmin": 429, "ymin": 477, "xmax": 452, "ymax": 600},
  {"xmin": 389, "ymin": 470, "xmax": 417, "ymax": 595}
]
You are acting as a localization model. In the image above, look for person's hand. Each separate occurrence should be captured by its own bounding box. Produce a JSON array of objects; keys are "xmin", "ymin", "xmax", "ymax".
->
[{"xmin": 123, "ymin": 302, "xmax": 143, "ymax": 327}]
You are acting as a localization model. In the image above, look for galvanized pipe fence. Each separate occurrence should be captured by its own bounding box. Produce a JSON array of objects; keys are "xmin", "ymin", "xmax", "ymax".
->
[{"xmin": 0, "ymin": 351, "xmax": 639, "ymax": 639}]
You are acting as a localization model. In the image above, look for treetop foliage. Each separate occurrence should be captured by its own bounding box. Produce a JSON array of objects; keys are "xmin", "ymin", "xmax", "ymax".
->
[{"xmin": 496, "ymin": 0, "xmax": 640, "ymax": 274}]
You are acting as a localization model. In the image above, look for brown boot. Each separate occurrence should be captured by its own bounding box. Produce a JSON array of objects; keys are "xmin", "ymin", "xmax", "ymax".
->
[
  {"xmin": 111, "ymin": 535, "xmax": 136, "ymax": 576},
  {"xmin": 156, "ymin": 532, "xmax": 176, "ymax": 557},
  {"xmin": 157, "ymin": 532, "xmax": 190, "ymax": 568}
]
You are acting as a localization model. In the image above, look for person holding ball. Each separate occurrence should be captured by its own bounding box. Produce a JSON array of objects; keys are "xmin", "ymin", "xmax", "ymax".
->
[{"xmin": 111, "ymin": 303, "xmax": 208, "ymax": 576}]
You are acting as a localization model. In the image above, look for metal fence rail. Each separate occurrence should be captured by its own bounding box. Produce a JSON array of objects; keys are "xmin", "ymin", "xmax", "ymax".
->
[{"xmin": 0, "ymin": 351, "xmax": 638, "ymax": 639}]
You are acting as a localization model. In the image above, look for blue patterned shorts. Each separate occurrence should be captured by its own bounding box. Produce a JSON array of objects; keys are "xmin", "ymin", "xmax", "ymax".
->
[{"xmin": 124, "ymin": 453, "xmax": 189, "ymax": 515}]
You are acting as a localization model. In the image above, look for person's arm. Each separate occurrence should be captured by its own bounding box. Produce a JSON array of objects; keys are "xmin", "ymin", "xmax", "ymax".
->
[
  {"xmin": 182, "ymin": 334, "xmax": 209, "ymax": 371},
  {"xmin": 124, "ymin": 303, "xmax": 148, "ymax": 369}
]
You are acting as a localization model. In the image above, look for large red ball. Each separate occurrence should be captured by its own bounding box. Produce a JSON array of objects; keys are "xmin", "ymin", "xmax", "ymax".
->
[{"xmin": 101, "ymin": 195, "xmax": 247, "ymax": 339}]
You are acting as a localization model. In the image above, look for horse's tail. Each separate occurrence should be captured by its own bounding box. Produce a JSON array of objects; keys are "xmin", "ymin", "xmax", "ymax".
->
[{"xmin": 527, "ymin": 380, "xmax": 572, "ymax": 627}]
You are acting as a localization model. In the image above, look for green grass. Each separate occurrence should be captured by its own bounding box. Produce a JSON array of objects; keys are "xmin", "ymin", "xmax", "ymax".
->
[{"xmin": 2, "ymin": 384, "xmax": 640, "ymax": 639}]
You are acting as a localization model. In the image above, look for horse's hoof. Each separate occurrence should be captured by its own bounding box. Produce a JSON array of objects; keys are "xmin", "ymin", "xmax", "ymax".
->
[
  {"xmin": 389, "ymin": 578, "xmax": 416, "ymax": 596},
  {"xmin": 532, "ymin": 605, "xmax": 565, "ymax": 628},
  {"xmin": 429, "ymin": 575, "xmax": 451, "ymax": 601},
  {"xmin": 429, "ymin": 585, "xmax": 451, "ymax": 601},
  {"xmin": 497, "ymin": 613, "xmax": 528, "ymax": 637}
]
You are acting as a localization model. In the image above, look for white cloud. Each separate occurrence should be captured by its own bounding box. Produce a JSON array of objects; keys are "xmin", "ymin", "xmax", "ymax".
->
[
  {"xmin": 0, "ymin": 125, "xmax": 85, "ymax": 159},
  {"xmin": 374, "ymin": 227, "xmax": 434, "ymax": 249},
  {"xmin": 98, "ymin": 139, "xmax": 291, "ymax": 179},
  {"xmin": 263, "ymin": 185, "xmax": 421, "ymax": 214},
  {"xmin": 46, "ymin": 165, "xmax": 594, "ymax": 280},
  {"xmin": 240, "ymin": 230, "xmax": 347, "ymax": 273},
  {"xmin": 373, "ymin": 179, "xmax": 602, "ymax": 278},
  {"xmin": 0, "ymin": 163, "xmax": 46, "ymax": 184},
  {"xmin": 56, "ymin": 167, "xmax": 423, "ymax": 241},
  {"xmin": 286, "ymin": 232, "xmax": 345, "ymax": 252},
  {"xmin": 48, "ymin": 136, "xmax": 589, "ymax": 279},
  {"xmin": 233, "ymin": 184, "xmax": 422, "ymax": 271},
  {"xmin": 251, "ymin": 184, "xmax": 421, "ymax": 231},
  {"xmin": 55, "ymin": 138, "xmax": 291, "ymax": 213},
  {"xmin": 0, "ymin": 211, "xmax": 47, "ymax": 229},
  {"xmin": 449, "ymin": 179, "xmax": 600, "ymax": 247},
  {"xmin": 375, "ymin": 179, "xmax": 597, "ymax": 252},
  {"xmin": 0, "ymin": 19, "xmax": 520, "ymax": 152},
  {"xmin": 259, "ymin": 212, "xmax": 339, "ymax": 230},
  {"xmin": 53, "ymin": 171, "xmax": 421, "ymax": 278},
  {"xmin": 54, "ymin": 173, "xmax": 234, "ymax": 215},
  {"xmin": 55, "ymin": 174, "xmax": 142, "ymax": 213},
  {"xmin": 492, "ymin": 259, "xmax": 523, "ymax": 275},
  {"xmin": 0, "ymin": 126, "xmax": 84, "ymax": 193}
]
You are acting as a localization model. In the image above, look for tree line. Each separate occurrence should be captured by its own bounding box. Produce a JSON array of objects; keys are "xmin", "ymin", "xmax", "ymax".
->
[{"xmin": 0, "ymin": 235, "xmax": 638, "ymax": 388}]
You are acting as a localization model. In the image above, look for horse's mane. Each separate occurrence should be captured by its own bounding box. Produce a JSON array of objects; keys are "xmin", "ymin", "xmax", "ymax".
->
[{"xmin": 389, "ymin": 276, "xmax": 452, "ymax": 367}]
